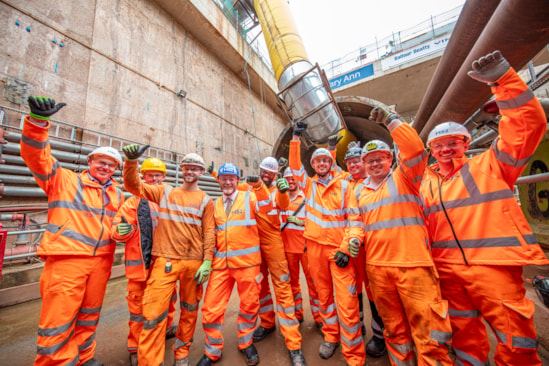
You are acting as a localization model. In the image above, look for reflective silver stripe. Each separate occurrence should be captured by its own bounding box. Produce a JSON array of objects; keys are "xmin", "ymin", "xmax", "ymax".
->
[
  {"xmin": 260, "ymin": 294, "xmax": 272, "ymax": 304},
  {"xmin": 175, "ymin": 338, "xmax": 192, "ymax": 349},
  {"xmin": 31, "ymin": 161, "xmax": 61, "ymax": 182},
  {"xmin": 79, "ymin": 306, "xmax": 102, "ymax": 315},
  {"xmin": 170, "ymin": 292, "xmax": 178, "ymax": 302},
  {"xmin": 449, "ymin": 308, "xmax": 480, "ymax": 318},
  {"xmin": 130, "ymin": 314, "xmax": 144, "ymax": 323},
  {"xmin": 205, "ymin": 342, "xmax": 222, "ymax": 356},
  {"xmin": 294, "ymin": 293, "xmax": 302, "ymax": 301},
  {"xmin": 75, "ymin": 319, "xmax": 99, "ymax": 327},
  {"xmin": 143, "ymin": 308, "xmax": 168, "ymax": 330},
  {"xmin": 66, "ymin": 354, "xmax": 79, "ymax": 366},
  {"xmin": 181, "ymin": 301, "xmax": 199, "ymax": 311},
  {"xmin": 279, "ymin": 317, "xmax": 300, "ymax": 327},
  {"xmin": 523, "ymin": 234, "xmax": 538, "ymax": 244},
  {"xmin": 346, "ymin": 207, "xmax": 360, "ymax": 215},
  {"xmin": 430, "ymin": 329, "xmax": 452, "ymax": 344},
  {"xmin": 311, "ymin": 305, "xmax": 319, "ymax": 312},
  {"xmin": 512, "ymin": 335, "xmax": 538, "ymax": 349},
  {"xmin": 22, "ymin": 134, "xmax": 49, "ymax": 149},
  {"xmin": 387, "ymin": 119, "xmax": 402, "ymax": 132},
  {"xmin": 492, "ymin": 138, "xmax": 532, "ymax": 168},
  {"xmin": 349, "ymin": 221, "xmax": 364, "ymax": 229},
  {"xmin": 284, "ymin": 223, "xmax": 305, "ymax": 231},
  {"xmin": 320, "ymin": 303, "xmax": 336, "ymax": 313},
  {"xmin": 276, "ymin": 304, "xmax": 296, "ymax": 315},
  {"xmin": 306, "ymin": 213, "xmax": 346, "ymax": 228},
  {"xmin": 78, "ymin": 332, "xmax": 95, "ymax": 351},
  {"xmin": 308, "ymin": 199, "xmax": 345, "ymax": 217},
  {"xmin": 496, "ymin": 88, "xmax": 534, "ymax": 110},
  {"xmin": 128, "ymin": 347, "xmax": 138, "ymax": 352},
  {"xmin": 258, "ymin": 196, "xmax": 272, "ymax": 207},
  {"xmin": 203, "ymin": 323, "xmax": 222, "ymax": 330},
  {"xmin": 386, "ymin": 175, "xmax": 399, "ymax": 196},
  {"xmin": 280, "ymin": 273, "xmax": 290, "ymax": 282},
  {"xmin": 454, "ymin": 347, "xmax": 488, "ymax": 366},
  {"xmin": 237, "ymin": 321, "xmax": 256, "ymax": 331},
  {"xmin": 216, "ymin": 219, "xmax": 257, "ymax": 230},
  {"xmin": 388, "ymin": 340, "xmax": 414, "ymax": 354},
  {"xmin": 340, "ymin": 321, "xmax": 360, "ymax": 335},
  {"xmin": 206, "ymin": 335, "xmax": 224, "ymax": 345},
  {"xmin": 412, "ymin": 175, "xmax": 423, "ymax": 184},
  {"xmin": 38, "ymin": 316, "xmax": 76, "ymax": 337},
  {"xmin": 214, "ymin": 246, "xmax": 260, "ymax": 258},
  {"xmin": 238, "ymin": 331, "xmax": 254, "ymax": 344},
  {"xmin": 37, "ymin": 329, "xmax": 75, "ymax": 355},
  {"xmin": 388, "ymin": 351, "xmax": 417, "ymax": 366},
  {"xmin": 424, "ymin": 189, "xmax": 514, "ymax": 215},
  {"xmin": 158, "ymin": 212, "xmax": 202, "ymax": 226},
  {"xmin": 403, "ymin": 150, "xmax": 428, "ymax": 168},
  {"xmin": 259, "ymin": 304, "xmax": 274, "ymax": 313},
  {"xmin": 433, "ymin": 236, "xmax": 526, "ymax": 249},
  {"xmin": 48, "ymin": 199, "xmax": 117, "ymax": 218},
  {"xmin": 364, "ymin": 216, "xmax": 424, "ymax": 231},
  {"xmin": 47, "ymin": 224, "xmax": 111, "ymax": 248},
  {"xmin": 266, "ymin": 209, "xmax": 278, "ymax": 216},
  {"xmin": 359, "ymin": 194, "xmax": 422, "ymax": 213},
  {"xmin": 125, "ymin": 259, "xmax": 143, "ymax": 267},
  {"xmin": 341, "ymin": 333, "xmax": 363, "ymax": 347},
  {"xmin": 295, "ymin": 303, "xmax": 303, "ymax": 310},
  {"xmin": 323, "ymin": 315, "xmax": 339, "ymax": 325},
  {"xmin": 238, "ymin": 312, "xmax": 257, "ymax": 321},
  {"xmin": 347, "ymin": 285, "xmax": 356, "ymax": 295}
]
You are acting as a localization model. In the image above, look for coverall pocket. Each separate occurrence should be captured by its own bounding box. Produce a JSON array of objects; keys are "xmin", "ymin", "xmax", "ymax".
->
[
  {"xmin": 501, "ymin": 298, "xmax": 537, "ymax": 351},
  {"xmin": 51, "ymin": 219, "xmax": 73, "ymax": 241},
  {"xmin": 429, "ymin": 300, "xmax": 452, "ymax": 345},
  {"xmin": 142, "ymin": 278, "xmax": 155, "ymax": 305}
]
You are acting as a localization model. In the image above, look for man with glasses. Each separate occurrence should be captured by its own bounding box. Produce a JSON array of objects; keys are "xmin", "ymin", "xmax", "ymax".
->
[
  {"xmin": 347, "ymin": 106, "xmax": 453, "ymax": 366},
  {"xmin": 123, "ymin": 146, "xmax": 216, "ymax": 366},
  {"xmin": 21, "ymin": 97, "xmax": 125, "ymax": 366},
  {"xmin": 422, "ymin": 50, "xmax": 548, "ymax": 365}
]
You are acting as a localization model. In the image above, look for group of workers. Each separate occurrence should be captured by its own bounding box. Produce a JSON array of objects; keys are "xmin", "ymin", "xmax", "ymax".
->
[{"xmin": 19, "ymin": 50, "xmax": 547, "ymax": 366}]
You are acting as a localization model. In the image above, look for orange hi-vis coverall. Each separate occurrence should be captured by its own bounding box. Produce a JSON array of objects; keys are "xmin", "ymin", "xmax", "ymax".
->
[
  {"xmin": 348, "ymin": 121, "xmax": 453, "ymax": 366},
  {"xmin": 111, "ymin": 195, "xmax": 178, "ymax": 355},
  {"xmin": 20, "ymin": 116, "xmax": 125, "ymax": 366},
  {"xmin": 124, "ymin": 160, "xmax": 216, "ymax": 366},
  {"xmin": 201, "ymin": 186, "xmax": 273, "ymax": 361},
  {"xmin": 279, "ymin": 190, "xmax": 321, "ymax": 324},
  {"xmin": 421, "ymin": 68, "xmax": 549, "ymax": 366},
  {"xmin": 290, "ymin": 140, "xmax": 365, "ymax": 366}
]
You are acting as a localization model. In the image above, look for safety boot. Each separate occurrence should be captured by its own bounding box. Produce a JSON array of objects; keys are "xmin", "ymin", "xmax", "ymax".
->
[
  {"xmin": 175, "ymin": 357, "xmax": 191, "ymax": 366},
  {"xmin": 366, "ymin": 336, "xmax": 387, "ymax": 357},
  {"xmin": 240, "ymin": 344, "xmax": 259, "ymax": 366},
  {"xmin": 129, "ymin": 352, "xmax": 138, "ymax": 366},
  {"xmin": 196, "ymin": 354, "xmax": 215, "ymax": 366},
  {"xmin": 252, "ymin": 325, "xmax": 275, "ymax": 342},
  {"xmin": 289, "ymin": 349, "xmax": 306, "ymax": 366},
  {"xmin": 81, "ymin": 359, "xmax": 104, "ymax": 366},
  {"xmin": 166, "ymin": 324, "xmax": 178, "ymax": 339},
  {"xmin": 318, "ymin": 341, "xmax": 338, "ymax": 359}
]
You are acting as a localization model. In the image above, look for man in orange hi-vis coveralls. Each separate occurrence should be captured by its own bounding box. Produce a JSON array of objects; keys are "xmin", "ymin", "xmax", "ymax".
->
[
  {"xmin": 346, "ymin": 106, "xmax": 453, "ymax": 366},
  {"xmin": 279, "ymin": 167, "xmax": 321, "ymax": 327},
  {"xmin": 111, "ymin": 157, "xmax": 178, "ymax": 366},
  {"xmin": 289, "ymin": 122, "xmax": 365, "ymax": 366},
  {"xmin": 21, "ymin": 97, "xmax": 125, "ymax": 366},
  {"xmin": 422, "ymin": 50, "xmax": 549, "ymax": 366},
  {"xmin": 123, "ymin": 145, "xmax": 216, "ymax": 366},
  {"xmin": 196, "ymin": 163, "xmax": 273, "ymax": 366}
]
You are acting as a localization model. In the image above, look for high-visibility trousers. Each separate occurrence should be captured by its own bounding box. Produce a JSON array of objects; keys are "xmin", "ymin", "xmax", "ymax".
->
[
  {"xmin": 34, "ymin": 255, "xmax": 114, "ymax": 366},
  {"xmin": 436, "ymin": 263, "xmax": 542, "ymax": 366},
  {"xmin": 307, "ymin": 240, "xmax": 365, "ymax": 366},
  {"xmin": 257, "ymin": 239, "xmax": 302, "ymax": 350},
  {"xmin": 285, "ymin": 251, "xmax": 321, "ymax": 324},
  {"xmin": 366, "ymin": 265, "xmax": 453, "ymax": 366},
  {"xmin": 202, "ymin": 266, "xmax": 261, "ymax": 361},
  {"xmin": 138, "ymin": 257, "xmax": 202, "ymax": 366},
  {"xmin": 126, "ymin": 279, "xmax": 178, "ymax": 354}
]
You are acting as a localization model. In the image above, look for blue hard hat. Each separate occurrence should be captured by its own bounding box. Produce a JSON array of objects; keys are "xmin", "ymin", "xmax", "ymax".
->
[{"xmin": 218, "ymin": 162, "xmax": 240, "ymax": 178}]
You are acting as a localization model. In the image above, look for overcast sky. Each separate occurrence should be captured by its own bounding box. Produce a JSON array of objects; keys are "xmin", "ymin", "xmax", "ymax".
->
[{"xmin": 287, "ymin": 0, "xmax": 466, "ymax": 66}]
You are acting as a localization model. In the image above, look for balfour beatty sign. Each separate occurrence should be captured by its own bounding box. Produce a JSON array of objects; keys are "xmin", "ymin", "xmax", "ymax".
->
[
  {"xmin": 381, "ymin": 35, "xmax": 450, "ymax": 70},
  {"xmin": 329, "ymin": 64, "xmax": 374, "ymax": 90}
]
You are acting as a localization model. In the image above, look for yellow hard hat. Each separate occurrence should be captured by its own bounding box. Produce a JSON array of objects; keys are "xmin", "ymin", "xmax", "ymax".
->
[{"xmin": 140, "ymin": 158, "xmax": 167, "ymax": 174}]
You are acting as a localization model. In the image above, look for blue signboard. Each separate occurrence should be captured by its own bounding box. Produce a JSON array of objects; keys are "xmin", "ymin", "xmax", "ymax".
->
[{"xmin": 329, "ymin": 64, "xmax": 374, "ymax": 90}]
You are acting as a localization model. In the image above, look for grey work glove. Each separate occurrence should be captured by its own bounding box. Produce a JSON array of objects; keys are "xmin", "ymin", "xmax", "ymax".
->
[
  {"xmin": 369, "ymin": 106, "xmax": 399, "ymax": 125},
  {"xmin": 348, "ymin": 238, "xmax": 360, "ymax": 258},
  {"xmin": 123, "ymin": 144, "xmax": 150, "ymax": 161},
  {"xmin": 293, "ymin": 121, "xmax": 308, "ymax": 137},
  {"xmin": 28, "ymin": 96, "xmax": 66, "ymax": 121},
  {"xmin": 276, "ymin": 177, "xmax": 289, "ymax": 193},
  {"xmin": 278, "ymin": 157, "xmax": 288, "ymax": 170},
  {"xmin": 206, "ymin": 162, "xmax": 215, "ymax": 175},
  {"xmin": 246, "ymin": 175, "xmax": 262, "ymax": 188},
  {"xmin": 467, "ymin": 50, "xmax": 510, "ymax": 85},
  {"xmin": 327, "ymin": 134, "xmax": 343, "ymax": 151},
  {"xmin": 334, "ymin": 251, "xmax": 350, "ymax": 268}
]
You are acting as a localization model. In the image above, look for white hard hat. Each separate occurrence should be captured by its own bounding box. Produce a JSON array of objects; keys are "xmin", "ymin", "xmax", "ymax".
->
[
  {"xmin": 259, "ymin": 157, "xmax": 278, "ymax": 173},
  {"xmin": 283, "ymin": 167, "xmax": 293, "ymax": 178},
  {"xmin": 427, "ymin": 122, "xmax": 472, "ymax": 146},
  {"xmin": 361, "ymin": 140, "xmax": 392, "ymax": 158},
  {"xmin": 181, "ymin": 153, "xmax": 205, "ymax": 169},
  {"xmin": 310, "ymin": 148, "xmax": 333, "ymax": 165},
  {"xmin": 88, "ymin": 146, "xmax": 123, "ymax": 167}
]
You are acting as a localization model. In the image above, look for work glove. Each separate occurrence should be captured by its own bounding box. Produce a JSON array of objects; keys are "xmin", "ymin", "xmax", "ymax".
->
[
  {"xmin": 123, "ymin": 144, "xmax": 150, "ymax": 161},
  {"xmin": 327, "ymin": 134, "xmax": 343, "ymax": 151},
  {"xmin": 194, "ymin": 259, "xmax": 212, "ymax": 285},
  {"xmin": 116, "ymin": 216, "xmax": 134, "ymax": 237},
  {"xmin": 246, "ymin": 175, "xmax": 262, "ymax": 188},
  {"xmin": 287, "ymin": 216, "xmax": 305, "ymax": 226},
  {"xmin": 278, "ymin": 157, "xmax": 288, "ymax": 169},
  {"xmin": 467, "ymin": 50, "xmax": 510, "ymax": 85},
  {"xmin": 369, "ymin": 106, "xmax": 399, "ymax": 126},
  {"xmin": 348, "ymin": 238, "xmax": 360, "ymax": 258},
  {"xmin": 334, "ymin": 251, "xmax": 350, "ymax": 268},
  {"xmin": 27, "ymin": 96, "xmax": 66, "ymax": 121},
  {"xmin": 293, "ymin": 121, "xmax": 308, "ymax": 137},
  {"xmin": 206, "ymin": 161, "xmax": 215, "ymax": 175},
  {"xmin": 276, "ymin": 177, "xmax": 289, "ymax": 193}
]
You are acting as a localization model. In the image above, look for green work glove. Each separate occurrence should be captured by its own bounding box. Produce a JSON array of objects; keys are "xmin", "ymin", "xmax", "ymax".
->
[
  {"xmin": 369, "ymin": 106, "xmax": 399, "ymax": 125},
  {"xmin": 276, "ymin": 177, "xmax": 289, "ymax": 193},
  {"xmin": 348, "ymin": 238, "xmax": 360, "ymax": 258},
  {"xmin": 287, "ymin": 216, "xmax": 304, "ymax": 226},
  {"xmin": 123, "ymin": 144, "xmax": 150, "ymax": 161},
  {"xmin": 467, "ymin": 50, "xmax": 510, "ymax": 85},
  {"xmin": 194, "ymin": 259, "xmax": 212, "ymax": 285},
  {"xmin": 116, "ymin": 216, "xmax": 133, "ymax": 236},
  {"xmin": 27, "ymin": 96, "xmax": 66, "ymax": 121},
  {"xmin": 334, "ymin": 251, "xmax": 350, "ymax": 268}
]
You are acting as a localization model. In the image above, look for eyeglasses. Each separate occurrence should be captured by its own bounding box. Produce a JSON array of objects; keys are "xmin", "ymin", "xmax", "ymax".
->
[
  {"xmin": 92, "ymin": 160, "xmax": 118, "ymax": 170},
  {"xmin": 430, "ymin": 139, "xmax": 465, "ymax": 152},
  {"xmin": 313, "ymin": 158, "xmax": 332, "ymax": 164},
  {"xmin": 182, "ymin": 166, "xmax": 203, "ymax": 172},
  {"xmin": 364, "ymin": 156, "xmax": 390, "ymax": 166}
]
